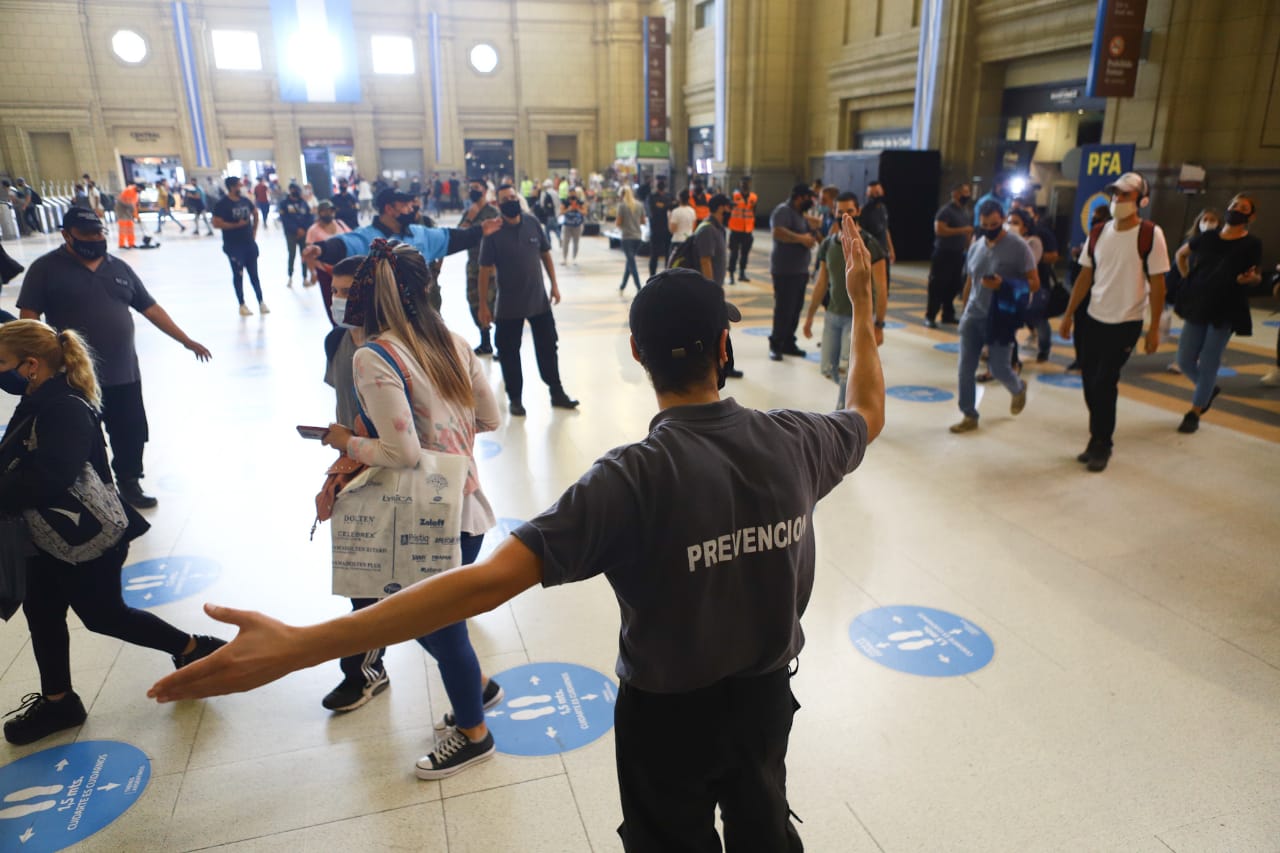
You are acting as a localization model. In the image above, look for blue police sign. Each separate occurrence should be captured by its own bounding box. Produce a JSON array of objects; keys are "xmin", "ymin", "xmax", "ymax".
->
[
  {"xmin": 484, "ymin": 662, "xmax": 617, "ymax": 756},
  {"xmin": 850, "ymin": 606, "xmax": 994, "ymax": 677},
  {"xmin": 1071, "ymin": 144, "xmax": 1135, "ymax": 248},
  {"xmin": 121, "ymin": 556, "xmax": 221, "ymax": 609},
  {"xmin": 0, "ymin": 740, "xmax": 149, "ymax": 852}
]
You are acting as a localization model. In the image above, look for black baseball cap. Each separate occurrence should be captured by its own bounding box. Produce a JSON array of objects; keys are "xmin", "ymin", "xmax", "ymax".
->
[
  {"xmin": 61, "ymin": 208, "xmax": 105, "ymax": 233},
  {"xmin": 630, "ymin": 269, "xmax": 741, "ymax": 365},
  {"xmin": 791, "ymin": 183, "xmax": 814, "ymax": 198},
  {"xmin": 375, "ymin": 188, "xmax": 414, "ymax": 211},
  {"xmin": 316, "ymin": 199, "xmax": 334, "ymax": 210}
]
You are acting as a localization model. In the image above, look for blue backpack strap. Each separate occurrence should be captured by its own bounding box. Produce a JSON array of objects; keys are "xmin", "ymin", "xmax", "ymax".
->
[{"xmin": 352, "ymin": 340, "xmax": 414, "ymax": 438}]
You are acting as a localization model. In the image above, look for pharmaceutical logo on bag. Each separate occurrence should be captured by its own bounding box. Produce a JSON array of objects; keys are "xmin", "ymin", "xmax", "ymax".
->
[
  {"xmin": 380, "ymin": 494, "xmax": 412, "ymax": 504},
  {"xmin": 425, "ymin": 473, "xmax": 450, "ymax": 502},
  {"xmin": 383, "ymin": 582, "xmax": 402, "ymax": 594}
]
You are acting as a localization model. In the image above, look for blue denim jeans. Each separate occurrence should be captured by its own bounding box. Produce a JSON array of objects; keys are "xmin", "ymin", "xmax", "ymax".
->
[
  {"xmin": 344, "ymin": 532, "xmax": 487, "ymax": 728},
  {"xmin": 415, "ymin": 532, "xmax": 486, "ymax": 728},
  {"xmin": 620, "ymin": 239, "xmax": 643, "ymax": 292},
  {"xmin": 1176, "ymin": 321, "xmax": 1233, "ymax": 409},
  {"xmin": 821, "ymin": 312, "xmax": 853, "ymax": 409},
  {"xmin": 958, "ymin": 314, "xmax": 1023, "ymax": 419}
]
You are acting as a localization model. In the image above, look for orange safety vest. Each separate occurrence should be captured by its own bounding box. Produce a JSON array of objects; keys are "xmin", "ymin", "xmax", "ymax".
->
[
  {"xmin": 729, "ymin": 190, "xmax": 757, "ymax": 232},
  {"xmin": 692, "ymin": 192, "xmax": 710, "ymax": 223}
]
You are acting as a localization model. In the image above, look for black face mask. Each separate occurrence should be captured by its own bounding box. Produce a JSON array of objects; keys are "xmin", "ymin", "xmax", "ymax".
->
[
  {"xmin": 70, "ymin": 238, "xmax": 107, "ymax": 260},
  {"xmin": 958, "ymin": 195, "xmax": 971, "ymax": 205},
  {"xmin": 1224, "ymin": 209, "xmax": 1249, "ymax": 226},
  {"xmin": 799, "ymin": 198, "xmax": 814, "ymax": 212},
  {"xmin": 469, "ymin": 189, "xmax": 485, "ymax": 203},
  {"xmin": 396, "ymin": 212, "xmax": 417, "ymax": 228},
  {"xmin": 982, "ymin": 227, "xmax": 1003, "ymax": 241},
  {"xmin": 319, "ymin": 214, "xmax": 334, "ymax": 223},
  {"xmin": 499, "ymin": 200, "xmax": 523, "ymax": 218}
]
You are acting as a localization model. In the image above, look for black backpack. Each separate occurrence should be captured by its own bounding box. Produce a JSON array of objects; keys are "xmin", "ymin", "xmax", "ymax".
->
[{"xmin": 668, "ymin": 222, "xmax": 712, "ymax": 269}]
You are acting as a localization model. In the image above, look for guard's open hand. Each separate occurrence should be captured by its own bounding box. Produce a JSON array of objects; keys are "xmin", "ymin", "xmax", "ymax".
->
[{"xmin": 148, "ymin": 604, "xmax": 304, "ymax": 703}]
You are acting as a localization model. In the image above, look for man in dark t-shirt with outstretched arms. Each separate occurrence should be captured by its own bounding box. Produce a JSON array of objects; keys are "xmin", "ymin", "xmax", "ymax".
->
[{"xmin": 149, "ymin": 216, "xmax": 886, "ymax": 853}]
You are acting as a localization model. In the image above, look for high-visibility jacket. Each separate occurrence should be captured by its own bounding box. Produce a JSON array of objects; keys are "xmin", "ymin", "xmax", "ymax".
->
[
  {"xmin": 729, "ymin": 190, "xmax": 757, "ymax": 232},
  {"xmin": 692, "ymin": 192, "xmax": 710, "ymax": 223},
  {"xmin": 520, "ymin": 179, "xmax": 534, "ymax": 198}
]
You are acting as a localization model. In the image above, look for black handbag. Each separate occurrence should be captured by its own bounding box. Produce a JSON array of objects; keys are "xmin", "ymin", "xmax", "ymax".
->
[{"xmin": 0, "ymin": 516, "xmax": 31, "ymax": 620}]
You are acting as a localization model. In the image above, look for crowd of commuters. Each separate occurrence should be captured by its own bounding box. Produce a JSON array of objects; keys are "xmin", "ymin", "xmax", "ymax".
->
[{"xmin": 0, "ymin": 148, "xmax": 1275, "ymax": 850}]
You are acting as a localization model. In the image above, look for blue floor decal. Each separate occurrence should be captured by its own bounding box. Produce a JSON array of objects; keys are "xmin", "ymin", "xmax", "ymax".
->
[
  {"xmin": 887, "ymin": 385, "xmax": 954, "ymax": 402},
  {"xmin": 1038, "ymin": 373, "xmax": 1083, "ymax": 389},
  {"xmin": 933, "ymin": 342, "xmax": 961, "ymax": 354},
  {"xmin": 121, "ymin": 556, "xmax": 222, "ymax": 608},
  {"xmin": 476, "ymin": 439, "xmax": 503, "ymax": 460},
  {"xmin": 850, "ymin": 606, "xmax": 994, "ymax": 677},
  {"xmin": 0, "ymin": 740, "xmax": 149, "ymax": 852},
  {"xmin": 485, "ymin": 662, "xmax": 618, "ymax": 755}
]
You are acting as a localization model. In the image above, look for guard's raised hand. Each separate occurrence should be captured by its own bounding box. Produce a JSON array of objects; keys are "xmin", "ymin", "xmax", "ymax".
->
[{"xmin": 839, "ymin": 214, "xmax": 872, "ymax": 305}]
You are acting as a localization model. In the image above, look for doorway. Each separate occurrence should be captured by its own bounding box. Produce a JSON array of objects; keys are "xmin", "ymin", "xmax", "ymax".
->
[{"xmin": 464, "ymin": 139, "xmax": 514, "ymax": 184}]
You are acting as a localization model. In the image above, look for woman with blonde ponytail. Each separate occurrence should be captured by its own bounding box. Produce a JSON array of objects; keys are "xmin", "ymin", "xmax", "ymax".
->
[
  {"xmin": 319, "ymin": 239, "xmax": 505, "ymax": 779},
  {"xmin": 0, "ymin": 320, "xmax": 225, "ymax": 745}
]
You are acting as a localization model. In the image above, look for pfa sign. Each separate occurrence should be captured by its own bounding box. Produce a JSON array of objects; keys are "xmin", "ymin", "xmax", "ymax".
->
[{"xmin": 1071, "ymin": 144, "xmax": 1135, "ymax": 248}]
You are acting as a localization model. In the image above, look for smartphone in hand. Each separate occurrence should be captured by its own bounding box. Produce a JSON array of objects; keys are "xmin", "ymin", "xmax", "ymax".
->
[{"xmin": 296, "ymin": 425, "xmax": 329, "ymax": 440}]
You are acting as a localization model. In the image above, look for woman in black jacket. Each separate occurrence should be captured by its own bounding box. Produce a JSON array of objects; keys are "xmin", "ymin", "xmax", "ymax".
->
[{"xmin": 0, "ymin": 320, "xmax": 225, "ymax": 745}]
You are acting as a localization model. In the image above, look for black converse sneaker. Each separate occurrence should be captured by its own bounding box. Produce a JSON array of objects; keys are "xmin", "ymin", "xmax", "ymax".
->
[
  {"xmin": 415, "ymin": 730, "xmax": 496, "ymax": 780},
  {"xmin": 172, "ymin": 635, "xmax": 227, "ymax": 669},
  {"xmin": 4, "ymin": 692, "xmax": 88, "ymax": 745},
  {"xmin": 322, "ymin": 672, "xmax": 391, "ymax": 712},
  {"xmin": 435, "ymin": 678, "xmax": 504, "ymax": 731}
]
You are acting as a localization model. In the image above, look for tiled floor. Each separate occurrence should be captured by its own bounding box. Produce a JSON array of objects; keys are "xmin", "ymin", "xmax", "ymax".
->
[{"xmin": 0, "ymin": 220, "xmax": 1277, "ymax": 852}]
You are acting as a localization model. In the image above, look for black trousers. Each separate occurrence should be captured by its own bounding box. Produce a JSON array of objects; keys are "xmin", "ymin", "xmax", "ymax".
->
[
  {"xmin": 1076, "ymin": 312, "xmax": 1143, "ymax": 454},
  {"xmin": 614, "ymin": 667, "xmax": 803, "ymax": 853},
  {"xmin": 649, "ymin": 230, "xmax": 672, "ymax": 278},
  {"xmin": 100, "ymin": 381, "xmax": 148, "ymax": 483},
  {"xmin": 494, "ymin": 311, "xmax": 565, "ymax": 404},
  {"xmin": 22, "ymin": 205, "xmax": 42, "ymax": 234},
  {"xmin": 728, "ymin": 232, "xmax": 754, "ymax": 278},
  {"xmin": 24, "ymin": 541, "xmax": 190, "ymax": 696},
  {"xmin": 769, "ymin": 273, "xmax": 809, "ymax": 353},
  {"xmin": 926, "ymin": 248, "xmax": 965, "ymax": 321},
  {"xmin": 285, "ymin": 229, "xmax": 304, "ymax": 276}
]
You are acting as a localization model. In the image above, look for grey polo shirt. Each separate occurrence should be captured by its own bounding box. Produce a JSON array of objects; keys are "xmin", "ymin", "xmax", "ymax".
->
[
  {"xmin": 933, "ymin": 202, "xmax": 969, "ymax": 253},
  {"xmin": 693, "ymin": 219, "xmax": 728, "ymax": 286},
  {"xmin": 961, "ymin": 232, "xmax": 1036, "ymax": 321},
  {"xmin": 769, "ymin": 202, "xmax": 814, "ymax": 276},
  {"xmin": 478, "ymin": 214, "xmax": 553, "ymax": 321},
  {"xmin": 513, "ymin": 398, "xmax": 869, "ymax": 694},
  {"xmin": 17, "ymin": 248, "xmax": 156, "ymax": 387}
]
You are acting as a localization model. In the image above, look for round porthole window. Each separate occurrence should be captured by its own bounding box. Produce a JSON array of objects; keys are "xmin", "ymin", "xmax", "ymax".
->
[
  {"xmin": 112, "ymin": 29, "xmax": 148, "ymax": 64},
  {"xmin": 469, "ymin": 43, "xmax": 498, "ymax": 74}
]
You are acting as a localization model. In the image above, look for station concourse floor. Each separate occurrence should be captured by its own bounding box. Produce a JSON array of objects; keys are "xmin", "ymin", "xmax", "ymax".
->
[{"xmin": 0, "ymin": 219, "xmax": 1277, "ymax": 852}]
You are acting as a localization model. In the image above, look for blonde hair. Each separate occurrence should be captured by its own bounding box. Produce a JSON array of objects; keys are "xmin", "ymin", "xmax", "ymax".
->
[
  {"xmin": 367, "ymin": 244, "xmax": 473, "ymax": 408},
  {"xmin": 0, "ymin": 320, "xmax": 101, "ymax": 408},
  {"xmin": 619, "ymin": 185, "xmax": 637, "ymax": 209}
]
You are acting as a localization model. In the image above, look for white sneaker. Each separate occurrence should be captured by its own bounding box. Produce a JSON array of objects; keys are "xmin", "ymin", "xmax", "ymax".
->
[
  {"xmin": 238, "ymin": 304, "xmax": 252, "ymax": 317},
  {"xmin": 258, "ymin": 302, "xmax": 271, "ymax": 315},
  {"xmin": 1262, "ymin": 367, "xmax": 1280, "ymax": 386},
  {"xmin": 286, "ymin": 276, "xmax": 293, "ymax": 288}
]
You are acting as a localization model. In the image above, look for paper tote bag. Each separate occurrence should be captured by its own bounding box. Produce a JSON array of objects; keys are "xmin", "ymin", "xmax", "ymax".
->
[{"xmin": 330, "ymin": 449, "xmax": 469, "ymax": 598}]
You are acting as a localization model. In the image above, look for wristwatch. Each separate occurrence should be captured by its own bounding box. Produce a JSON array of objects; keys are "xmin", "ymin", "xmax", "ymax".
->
[{"xmin": 874, "ymin": 320, "xmax": 886, "ymax": 329}]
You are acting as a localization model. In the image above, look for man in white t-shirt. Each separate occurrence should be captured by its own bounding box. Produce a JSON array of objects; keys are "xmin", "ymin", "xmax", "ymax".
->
[
  {"xmin": 669, "ymin": 190, "xmax": 697, "ymax": 255},
  {"xmin": 1059, "ymin": 172, "xmax": 1169, "ymax": 472}
]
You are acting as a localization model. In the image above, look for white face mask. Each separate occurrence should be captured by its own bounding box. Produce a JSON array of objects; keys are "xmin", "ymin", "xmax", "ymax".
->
[
  {"xmin": 1198, "ymin": 220, "xmax": 1218, "ymax": 233},
  {"xmin": 330, "ymin": 297, "xmax": 353, "ymax": 328},
  {"xmin": 1109, "ymin": 199, "xmax": 1137, "ymax": 220}
]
